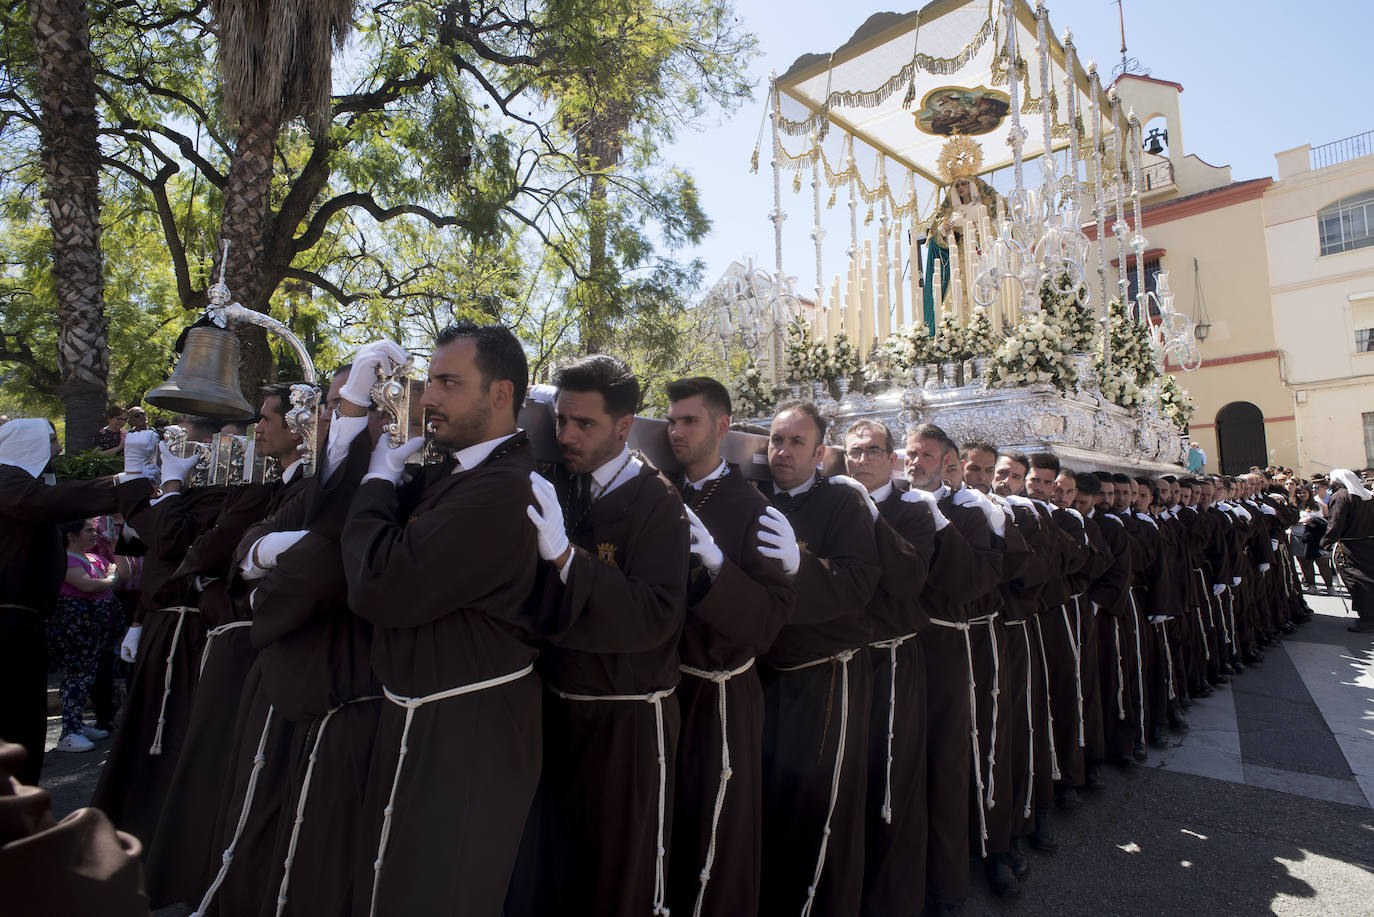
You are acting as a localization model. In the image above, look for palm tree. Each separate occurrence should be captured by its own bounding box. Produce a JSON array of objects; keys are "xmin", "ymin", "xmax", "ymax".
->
[
  {"xmin": 209, "ymin": 0, "xmax": 355, "ymax": 389},
  {"xmin": 30, "ymin": 0, "xmax": 108, "ymax": 448}
]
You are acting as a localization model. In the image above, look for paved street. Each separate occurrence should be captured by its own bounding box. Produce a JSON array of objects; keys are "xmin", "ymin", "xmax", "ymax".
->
[{"xmin": 36, "ymin": 593, "xmax": 1374, "ymax": 916}]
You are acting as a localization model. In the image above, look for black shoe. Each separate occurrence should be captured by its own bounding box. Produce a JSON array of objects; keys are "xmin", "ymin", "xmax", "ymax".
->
[
  {"xmin": 1083, "ymin": 764, "xmax": 1105, "ymax": 793},
  {"xmin": 1054, "ymin": 784, "xmax": 1081, "ymax": 810},
  {"xmin": 1208, "ymin": 673, "xmax": 1229, "ymax": 686},
  {"xmin": 1147, "ymin": 726, "xmax": 1168, "ymax": 749},
  {"xmin": 1168, "ymin": 708, "xmax": 1190, "ymax": 732},
  {"xmin": 1029, "ymin": 809, "xmax": 1058, "ymax": 852},
  {"xmin": 1008, "ymin": 838, "xmax": 1031, "ymax": 879},
  {"xmin": 1178, "ymin": 691, "xmax": 1194, "ymax": 709},
  {"xmin": 1194, "ymin": 683, "xmax": 1215, "ymax": 698},
  {"xmin": 926, "ymin": 896, "xmax": 964, "ymax": 917},
  {"xmin": 1243, "ymin": 650, "xmax": 1263, "ymax": 665},
  {"xmin": 985, "ymin": 853, "xmax": 1021, "ymax": 899},
  {"xmin": 1257, "ymin": 633, "xmax": 1272, "ymax": 647},
  {"xmin": 1111, "ymin": 752, "xmax": 1135, "ymax": 768},
  {"xmin": 1133, "ymin": 742, "xmax": 1149, "ymax": 762}
]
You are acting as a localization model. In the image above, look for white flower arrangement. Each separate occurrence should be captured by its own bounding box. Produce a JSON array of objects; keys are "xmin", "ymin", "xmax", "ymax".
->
[
  {"xmin": 784, "ymin": 318, "xmax": 823, "ymax": 383},
  {"xmin": 986, "ymin": 310, "xmax": 1077, "ymax": 391},
  {"xmin": 932, "ymin": 313, "xmax": 972, "ymax": 363},
  {"xmin": 826, "ymin": 331, "xmax": 860, "ymax": 384},
  {"xmin": 1158, "ymin": 374, "xmax": 1194, "ymax": 430},
  {"xmin": 1093, "ymin": 300, "xmax": 1160, "ymax": 408},
  {"xmin": 879, "ymin": 322, "xmax": 935, "ymax": 380},
  {"xmin": 1040, "ymin": 277, "xmax": 1097, "ymax": 353},
  {"xmin": 963, "ymin": 305, "xmax": 1001, "ymax": 358},
  {"xmin": 733, "ymin": 357, "xmax": 774, "ymax": 417}
]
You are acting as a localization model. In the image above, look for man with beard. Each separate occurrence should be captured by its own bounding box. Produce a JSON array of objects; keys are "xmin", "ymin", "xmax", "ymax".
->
[
  {"xmin": 662, "ymin": 376, "xmax": 796, "ymax": 917},
  {"xmin": 844, "ymin": 420, "xmax": 962, "ymax": 917},
  {"xmin": 906, "ymin": 424, "xmax": 1002, "ymax": 917},
  {"xmin": 0, "ymin": 420, "xmax": 152, "ymax": 783},
  {"xmin": 338, "ymin": 325, "xmax": 543, "ymax": 917},
  {"xmin": 518, "ymin": 354, "xmax": 689, "ymax": 917},
  {"xmin": 755, "ymin": 401, "xmax": 880, "ymax": 917}
]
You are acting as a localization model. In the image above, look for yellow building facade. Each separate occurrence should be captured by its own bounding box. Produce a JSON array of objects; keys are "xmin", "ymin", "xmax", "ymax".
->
[{"xmin": 1264, "ymin": 137, "xmax": 1374, "ymax": 474}]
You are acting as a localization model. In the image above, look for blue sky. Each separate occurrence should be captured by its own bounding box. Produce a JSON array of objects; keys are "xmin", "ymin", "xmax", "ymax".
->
[{"xmin": 661, "ymin": 0, "xmax": 1374, "ymax": 293}]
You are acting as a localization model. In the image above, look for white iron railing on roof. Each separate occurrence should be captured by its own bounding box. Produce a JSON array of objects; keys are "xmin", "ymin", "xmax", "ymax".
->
[{"xmin": 1311, "ymin": 130, "xmax": 1374, "ymax": 170}]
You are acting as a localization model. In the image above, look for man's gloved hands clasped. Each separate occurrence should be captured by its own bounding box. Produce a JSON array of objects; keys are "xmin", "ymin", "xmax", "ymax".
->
[{"xmin": 685, "ymin": 507, "xmax": 723, "ymax": 577}]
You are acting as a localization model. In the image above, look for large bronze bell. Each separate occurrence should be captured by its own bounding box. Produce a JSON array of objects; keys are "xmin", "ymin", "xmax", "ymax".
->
[{"xmin": 145, "ymin": 325, "xmax": 256, "ymax": 420}]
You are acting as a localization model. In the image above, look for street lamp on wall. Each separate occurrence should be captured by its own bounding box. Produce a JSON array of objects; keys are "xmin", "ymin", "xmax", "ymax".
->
[{"xmin": 1194, "ymin": 322, "xmax": 1211, "ymax": 342}]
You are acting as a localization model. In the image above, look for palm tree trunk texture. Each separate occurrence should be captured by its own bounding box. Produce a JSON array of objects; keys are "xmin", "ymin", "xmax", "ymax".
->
[
  {"xmin": 215, "ymin": 111, "xmax": 282, "ymax": 395},
  {"xmin": 30, "ymin": 0, "xmax": 108, "ymax": 449}
]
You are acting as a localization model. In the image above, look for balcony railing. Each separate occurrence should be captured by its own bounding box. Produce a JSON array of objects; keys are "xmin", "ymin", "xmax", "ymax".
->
[
  {"xmin": 1311, "ymin": 130, "xmax": 1374, "ymax": 170},
  {"xmin": 1101, "ymin": 159, "xmax": 1174, "ymax": 206}
]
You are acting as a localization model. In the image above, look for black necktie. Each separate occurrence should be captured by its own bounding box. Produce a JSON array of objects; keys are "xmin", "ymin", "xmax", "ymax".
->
[
  {"xmin": 566, "ymin": 473, "xmax": 592, "ymax": 534},
  {"xmin": 772, "ymin": 490, "xmax": 794, "ymax": 513}
]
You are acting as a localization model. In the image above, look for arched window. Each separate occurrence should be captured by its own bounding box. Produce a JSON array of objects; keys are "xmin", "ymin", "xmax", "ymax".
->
[
  {"xmin": 1216, "ymin": 401, "xmax": 1267, "ymax": 475},
  {"xmin": 1318, "ymin": 190, "xmax": 1374, "ymax": 255}
]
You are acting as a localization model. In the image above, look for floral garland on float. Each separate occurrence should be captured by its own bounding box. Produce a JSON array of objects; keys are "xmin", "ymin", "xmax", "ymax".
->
[
  {"xmin": 733, "ymin": 355, "xmax": 775, "ymax": 418},
  {"xmin": 986, "ymin": 309, "xmax": 1077, "ymax": 392},
  {"xmin": 1039, "ymin": 277, "xmax": 1097, "ymax": 353},
  {"xmin": 1158, "ymin": 374, "xmax": 1194, "ymax": 431},
  {"xmin": 1094, "ymin": 299, "xmax": 1159, "ymax": 410},
  {"xmin": 826, "ymin": 330, "xmax": 861, "ymax": 394},
  {"xmin": 876, "ymin": 321, "xmax": 934, "ymax": 385}
]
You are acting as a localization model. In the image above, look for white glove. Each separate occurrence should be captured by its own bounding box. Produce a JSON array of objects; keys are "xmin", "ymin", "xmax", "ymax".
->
[
  {"xmin": 1270, "ymin": 539, "xmax": 1279, "ymax": 551},
  {"xmin": 1258, "ymin": 563, "xmax": 1271, "ymax": 573},
  {"xmin": 954, "ymin": 486, "xmax": 1005, "ymax": 538},
  {"xmin": 1231, "ymin": 576, "xmax": 1242, "ymax": 586},
  {"xmin": 1212, "ymin": 584, "xmax": 1226, "ymax": 596},
  {"xmin": 247, "ymin": 529, "xmax": 309, "ymax": 576},
  {"xmin": 159, "ymin": 442, "xmax": 201, "ymax": 485},
  {"xmin": 363, "ymin": 435, "xmax": 425, "ymax": 485},
  {"xmin": 1233, "ymin": 505, "xmax": 1252, "ymax": 522},
  {"xmin": 829, "ymin": 474, "xmax": 878, "ymax": 522},
  {"xmin": 684, "ymin": 507, "xmax": 723, "ymax": 577},
  {"xmin": 901, "ymin": 487, "xmax": 949, "ymax": 531},
  {"xmin": 122, "ymin": 430, "xmax": 158, "ymax": 475},
  {"xmin": 757, "ymin": 505, "xmax": 800, "ymax": 576},
  {"xmin": 339, "ymin": 339, "xmax": 409, "ymax": 408},
  {"xmin": 119, "ymin": 625, "xmax": 142, "ymax": 663},
  {"xmin": 526, "ymin": 472, "xmax": 570, "ymax": 563},
  {"xmin": 1259, "ymin": 503, "xmax": 1277, "ymax": 517}
]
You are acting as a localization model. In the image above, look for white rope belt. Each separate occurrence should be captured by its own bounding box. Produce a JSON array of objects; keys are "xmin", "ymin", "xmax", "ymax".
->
[
  {"xmin": 199, "ymin": 619, "xmax": 253, "ymax": 677},
  {"xmin": 929, "ymin": 617, "xmax": 986, "ymax": 854},
  {"xmin": 1003, "ymin": 620, "xmax": 1035, "ymax": 818},
  {"xmin": 868, "ymin": 633, "xmax": 918, "ymax": 825},
  {"xmin": 276, "ymin": 694, "xmax": 382, "ymax": 917},
  {"xmin": 370, "ymin": 664, "xmax": 536, "ymax": 917},
  {"xmin": 771, "ymin": 648, "xmax": 859, "ymax": 917},
  {"xmin": 191, "ymin": 705, "xmax": 275, "ymax": 917},
  {"xmin": 679, "ymin": 658, "xmax": 756, "ymax": 917},
  {"xmin": 968, "ymin": 613, "xmax": 1000, "ymax": 810},
  {"xmin": 1212, "ymin": 586, "xmax": 1232, "ymax": 649},
  {"xmin": 1154, "ymin": 619, "xmax": 1177, "ymax": 701},
  {"xmin": 1225, "ymin": 589, "xmax": 1238, "ymax": 652},
  {"xmin": 1127, "ymin": 590, "xmax": 1146, "ymax": 744},
  {"xmin": 1063, "ymin": 599, "xmax": 1085, "ymax": 749},
  {"xmin": 150, "ymin": 606, "xmax": 198, "ymax": 755},
  {"xmin": 1030, "ymin": 617, "xmax": 1061, "ymax": 782},
  {"xmin": 1194, "ymin": 571, "xmax": 1212, "ymax": 662},
  {"xmin": 550, "ymin": 681, "xmax": 675, "ymax": 917}
]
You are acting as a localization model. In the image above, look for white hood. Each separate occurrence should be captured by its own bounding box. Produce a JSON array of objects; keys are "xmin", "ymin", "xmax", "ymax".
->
[{"xmin": 0, "ymin": 418, "xmax": 54, "ymax": 479}]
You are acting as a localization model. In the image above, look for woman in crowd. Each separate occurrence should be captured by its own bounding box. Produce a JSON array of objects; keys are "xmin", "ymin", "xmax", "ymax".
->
[
  {"xmin": 49, "ymin": 517, "xmax": 127, "ymax": 752},
  {"xmin": 1287, "ymin": 481, "xmax": 1333, "ymax": 593},
  {"xmin": 92, "ymin": 405, "xmax": 127, "ymax": 455}
]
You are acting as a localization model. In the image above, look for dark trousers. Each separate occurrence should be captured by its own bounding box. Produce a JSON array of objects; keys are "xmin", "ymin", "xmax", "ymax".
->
[{"xmin": 0, "ymin": 605, "xmax": 47, "ymax": 784}]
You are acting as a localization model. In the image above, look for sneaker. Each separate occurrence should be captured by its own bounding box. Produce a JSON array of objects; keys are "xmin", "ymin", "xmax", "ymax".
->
[
  {"xmin": 55, "ymin": 733, "xmax": 96, "ymax": 753},
  {"xmin": 80, "ymin": 725, "xmax": 110, "ymax": 740}
]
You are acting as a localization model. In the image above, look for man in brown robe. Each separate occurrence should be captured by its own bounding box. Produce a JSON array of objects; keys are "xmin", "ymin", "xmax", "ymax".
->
[
  {"xmin": 342, "ymin": 326, "xmax": 541, "ymax": 917},
  {"xmin": 906, "ymin": 423, "xmax": 1002, "ymax": 917},
  {"xmin": 753, "ymin": 401, "xmax": 879, "ymax": 917},
  {"xmin": 0, "ymin": 420, "xmax": 152, "ymax": 784},
  {"xmin": 140, "ymin": 383, "xmax": 312, "ymax": 909},
  {"xmin": 845, "ymin": 421, "xmax": 957, "ymax": 917},
  {"xmin": 1323, "ymin": 469, "xmax": 1374, "ymax": 632},
  {"xmin": 92, "ymin": 416, "xmax": 226, "ymax": 844},
  {"xmin": 663, "ymin": 377, "xmax": 795, "ymax": 917}
]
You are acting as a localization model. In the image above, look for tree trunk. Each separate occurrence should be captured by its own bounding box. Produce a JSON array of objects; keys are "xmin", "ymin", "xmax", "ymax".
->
[
  {"xmin": 213, "ymin": 109, "xmax": 282, "ymax": 398},
  {"xmin": 30, "ymin": 0, "xmax": 108, "ymax": 450}
]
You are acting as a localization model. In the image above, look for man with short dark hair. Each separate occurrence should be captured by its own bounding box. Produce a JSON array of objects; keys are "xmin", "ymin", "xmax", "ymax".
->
[
  {"xmin": 337, "ymin": 325, "xmax": 544, "ymax": 916},
  {"xmin": 518, "ymin": 353, "xmax": 689, "ymax": 917},
  {"xmin": 662, "ymin": 376, "xmax": 795, "ymax": 917},
  {"xmin": 905, "ymin": 423, "xmax": 1002, "ymax": 916},
  {"xmin": 756, "ymin": 401, "xmax": 880, "ymax": 917}
]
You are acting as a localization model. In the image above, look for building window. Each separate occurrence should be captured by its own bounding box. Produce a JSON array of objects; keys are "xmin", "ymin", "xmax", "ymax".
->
[
  {"xmin": 1358, "ymin": 328, "xmax": 1374, "ymax": 353},
  {"xmin": 1126, "ymin": 257, "xmax": 1162, "ymax": 318},
  {"xmin": 1319, "ymin": 190, "xmax": 1374, "ymax": 255},
  {"xmin": 1365, "ymin": 412, "xmax": 1374, "ymax": 468}
]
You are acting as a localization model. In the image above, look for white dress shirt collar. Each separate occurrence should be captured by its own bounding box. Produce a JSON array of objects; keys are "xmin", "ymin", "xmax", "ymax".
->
[
  {"xmin": 687, "ymin": 458, "xmax": 728, "ymax": 490},
  {"xmin": 783, "ymin": 471, "xmax": 818, "ymax": 498},
  {"xmin": 869, "ymin": 480, "xmax": 894, "ymax": 504},
  {"xmin": 453, "ymin": 431, "xmax": 518, "ymax": 473}
]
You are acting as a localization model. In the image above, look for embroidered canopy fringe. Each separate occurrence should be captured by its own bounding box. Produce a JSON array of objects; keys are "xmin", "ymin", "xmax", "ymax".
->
[{"xmin": 774, "ymin": 142, "xmax": 919, "ymax": 219}]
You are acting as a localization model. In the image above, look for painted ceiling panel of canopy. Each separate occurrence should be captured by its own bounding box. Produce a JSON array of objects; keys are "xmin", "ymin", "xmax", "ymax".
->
[{"xmin": 777, "ymin": 0, "xmax": 1099, "ymax": 187}]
